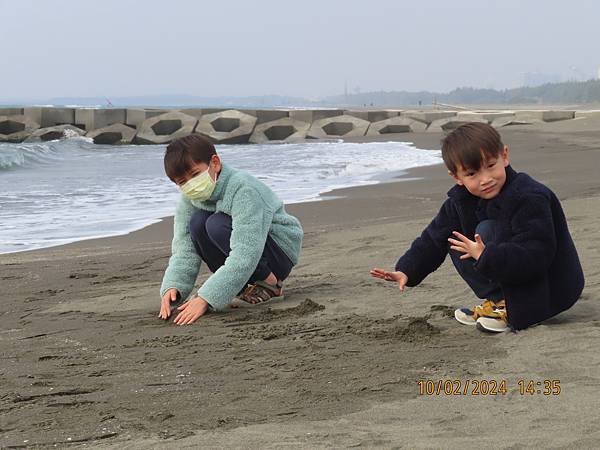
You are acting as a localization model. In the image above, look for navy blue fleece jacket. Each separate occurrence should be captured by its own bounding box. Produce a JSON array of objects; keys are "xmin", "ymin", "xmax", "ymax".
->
[{"xmin": 395, "ymin": 166, "xmax": 584, "ymax": 330}]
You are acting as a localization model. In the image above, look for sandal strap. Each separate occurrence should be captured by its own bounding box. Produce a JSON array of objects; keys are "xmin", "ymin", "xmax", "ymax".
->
[
  {"xmin": 254, "ymin": 280, "xmax": 282, "ymax": 295},
  {"xmin": 239, "ymin": 280, "xmax": 283, "ymax": 303}
]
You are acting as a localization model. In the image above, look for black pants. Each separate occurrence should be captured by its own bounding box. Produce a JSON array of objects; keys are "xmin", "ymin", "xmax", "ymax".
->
[
  {"xmin": 188, "ymin": 210, "xmax": 293, "ymax": 284},
  {"xmin": 449, "ymin": 219, "xmax": 504, "ymax": 301}
]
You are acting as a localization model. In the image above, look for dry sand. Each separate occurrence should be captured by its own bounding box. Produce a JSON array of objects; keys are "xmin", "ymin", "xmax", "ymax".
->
[{"xmin": 1, "ymin": 120, "xmax": 600, "ymax": 449}]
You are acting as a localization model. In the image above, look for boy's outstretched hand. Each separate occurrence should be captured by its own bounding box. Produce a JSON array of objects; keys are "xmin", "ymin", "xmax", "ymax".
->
[
  {"xmin": 448, "ymin": 231, "xmax": 485, "ymax": 260},
  {"xmin": 370, "ymin": 268, "xmax": 408, "ymax": 291}
]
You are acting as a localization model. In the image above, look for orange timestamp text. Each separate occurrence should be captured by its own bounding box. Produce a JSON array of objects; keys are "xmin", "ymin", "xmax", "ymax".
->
[{"xmin": 417, "ymin": 379, "xmax": 561, "ymax": 396}]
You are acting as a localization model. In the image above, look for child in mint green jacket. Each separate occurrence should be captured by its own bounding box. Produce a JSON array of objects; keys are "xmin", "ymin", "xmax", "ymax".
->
[{"xmin": 158, "ymin": 135, "xmax": 303, "ymax": 325}]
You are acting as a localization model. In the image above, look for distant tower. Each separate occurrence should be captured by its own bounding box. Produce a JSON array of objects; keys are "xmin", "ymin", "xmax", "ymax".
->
[
  {"xmin": 344, "ymin": 79, "xmax": 348, "ymax": 103},
  {"xmin": 597, "ymin": 67, "xmax": 600, "ymax": 79}
]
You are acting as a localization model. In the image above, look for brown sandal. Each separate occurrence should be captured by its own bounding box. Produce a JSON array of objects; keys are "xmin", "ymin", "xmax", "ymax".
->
[{"xmin": 238, "ymin": 280, "xmax": 284, "ymax": 304}]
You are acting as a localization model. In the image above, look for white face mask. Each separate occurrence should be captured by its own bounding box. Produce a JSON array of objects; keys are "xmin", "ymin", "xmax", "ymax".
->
[{"xmin": 180, "ymin": 167, "xmax": 216, "ymax": 201}]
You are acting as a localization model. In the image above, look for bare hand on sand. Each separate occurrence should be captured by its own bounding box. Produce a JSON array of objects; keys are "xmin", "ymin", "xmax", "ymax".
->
[
  {"xmin": 173, "ymin": 297, "xmax": 209, "ymax": 325},
  {"xmin": 158, "ymin": 288, "xmax": 179, "ymax": 319},
  {"xmin": 370, "ymin": 268, "xmax": 408, "ymax": 291}
]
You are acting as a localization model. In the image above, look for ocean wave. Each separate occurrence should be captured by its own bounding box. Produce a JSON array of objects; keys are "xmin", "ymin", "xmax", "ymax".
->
[
  {"xmin": 0, "ymin": 143, "xmax": 62, "ymax": 170},
  {"xmin": 0, "ymin": 139, "xmax": 443, "ymax": 254},
  {"xmin": 0, "ymin": 136, "xmax": 92, "ymax": 171}
]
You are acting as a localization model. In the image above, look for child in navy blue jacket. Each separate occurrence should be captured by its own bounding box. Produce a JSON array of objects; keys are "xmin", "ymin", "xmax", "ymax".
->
[{"xmin": 371, "ymin": 122, "xmax": 584, "ymax": 332}]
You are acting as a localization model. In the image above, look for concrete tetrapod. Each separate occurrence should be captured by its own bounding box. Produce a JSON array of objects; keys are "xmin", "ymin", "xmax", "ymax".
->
[
  {"xmin": 249, "ymin": 117, "xmax": 311, "ymax": 144},
  {"xmin": 344, "ymin": 110, "xmax": 401, "ymax": 122},
  {"xmin": 514, "ymin": 110, "xmax": 575, "ymax": 122},
  {"xmin": 75, "ymin": 108, "xmax": 127, "ymax": 131},
  {"xmin": 307, "ymin": 114, "xmax": 370, "ymax": 139},
  {"xmin": 401, "ymin": 111, "xmax": 457, "ymax": 125},
  {"xmin": 491, "ymin": 117, "xmax": 534, "ymax": 128},
  {"xmin": 366, "ymin": 116, "xmax": 426, "ymax": 136},
  {"xmin": 0, "ymin": 107, "xmax": 23, "ymax": 116},
  {"xmin": 86, "ymin": 123, "xmax": 136, "ymax": 145},
  {"xmin": 426, "ymin": 116, "xmax": 488, "ymax": 133},
  {"xmin": 456, "ymin": 111, "xmax": 515, "ymax": 122},
  {"xmin": 0, "ymin": 115, "xmax": 40, "ymax": 143},
  {"xmin": 24, "ymin": 125, "xmax": 86, "ymax": 142},
  {"xmin": 134, "ymin": 111, "xmax": 198, "ymax": 145},
  {"xmin": 195, "ymin": 110, "xmax": 258, "ymax": 144},
  {"xmin": 23, "ymin": 107, "xmax": 76, "ymax": 128},
  {"xmin": 126, "ymin": 109, "xmax": 168, "ymax": 129}
]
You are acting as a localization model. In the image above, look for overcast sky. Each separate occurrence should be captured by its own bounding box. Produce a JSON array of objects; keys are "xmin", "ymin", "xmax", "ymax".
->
[{"xmin": 1, "ymin": 0, "xmax": 599, "ymax": 100}]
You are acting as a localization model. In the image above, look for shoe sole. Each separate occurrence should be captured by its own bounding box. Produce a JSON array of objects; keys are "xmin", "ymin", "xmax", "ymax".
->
[
  {"xmin": 454, "ymin": 309, "xmax": 477, "ymax": 326},
  {"xmin": 476, "ymin": 320, "xmax": 508, "ymax": 333}
]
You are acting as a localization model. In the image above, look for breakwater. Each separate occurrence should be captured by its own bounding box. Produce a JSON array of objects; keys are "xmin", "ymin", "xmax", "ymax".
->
[{"xmin": 1, "ymin": 106, "xmax": 598, "ymax": 145}]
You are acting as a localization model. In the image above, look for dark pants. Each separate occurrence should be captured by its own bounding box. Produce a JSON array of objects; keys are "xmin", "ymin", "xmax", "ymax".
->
[
  {"xmin": 189, "ymin": 210, "xmax": 293, "ymax": 284},
  {"xmin": 449, "ymin": 219, "xmax": 504, "ymax": 301}
]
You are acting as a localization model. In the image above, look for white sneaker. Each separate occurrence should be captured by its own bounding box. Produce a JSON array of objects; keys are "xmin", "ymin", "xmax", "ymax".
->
[
  {"xmin": 477, "ymin": 302, "xmax": 510, "ymax": 333},
  {"xmin": 454, "ymin": 299, "xmax": 497, "ymax": 326}
]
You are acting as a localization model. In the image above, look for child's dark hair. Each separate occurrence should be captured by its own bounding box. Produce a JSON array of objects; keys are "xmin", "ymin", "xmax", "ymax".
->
[
  {"xmin": 164, "ymin": 134, "xmax": 217, "ymax": 182},
  {"xmin": 441, "ymin": 122, "xmax": 504, "ymax": 174}
]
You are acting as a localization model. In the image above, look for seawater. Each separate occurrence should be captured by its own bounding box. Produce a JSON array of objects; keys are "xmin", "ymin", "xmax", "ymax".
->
[{"xmin": 0, "ymin": 137, "xmax": 441, "ymax": 254}]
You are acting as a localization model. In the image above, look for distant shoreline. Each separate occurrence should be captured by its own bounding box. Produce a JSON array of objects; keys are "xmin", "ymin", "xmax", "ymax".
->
[{"xmin": 3, "ymin": 77, "xmax": 600, "ymax": 108}]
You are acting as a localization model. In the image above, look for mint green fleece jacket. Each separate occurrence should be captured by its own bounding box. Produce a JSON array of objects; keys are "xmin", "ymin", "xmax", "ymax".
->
[{"xmin": 160, "ymin": 163, "xmax": 303, "ymax": 311}]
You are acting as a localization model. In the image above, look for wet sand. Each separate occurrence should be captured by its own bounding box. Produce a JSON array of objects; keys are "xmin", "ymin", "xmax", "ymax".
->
[{"xmin": 1, "ymin": 121, "xmax": 600, "ymax": 448}]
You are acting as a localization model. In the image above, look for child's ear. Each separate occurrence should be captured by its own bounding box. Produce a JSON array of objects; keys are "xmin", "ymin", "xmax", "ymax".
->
[
  {"xmin": 211, "ymin": 154, "xmax": 222, "ymax": 173},
  {"xmin": 448, "ymin": 170, "xmax": 463, "ymax": 186},
  {"xmin": 502, "ymin": 145, "xmax": 510, "ymax": 167}
]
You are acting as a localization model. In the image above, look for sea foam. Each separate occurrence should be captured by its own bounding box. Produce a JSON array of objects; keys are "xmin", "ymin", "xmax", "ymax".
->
[{"xmin": 0, "ymin": 140, "xmax": 441, "ymax": 253}]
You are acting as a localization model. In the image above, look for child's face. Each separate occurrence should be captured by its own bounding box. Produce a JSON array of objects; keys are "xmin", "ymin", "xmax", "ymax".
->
[
  {"xmin": 450, "ymin": 146, "xmax": 510, "ymax": 199},
  {"xmin": 173, "ymin": 155, "xmax": 221, "ymax": 187}
]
